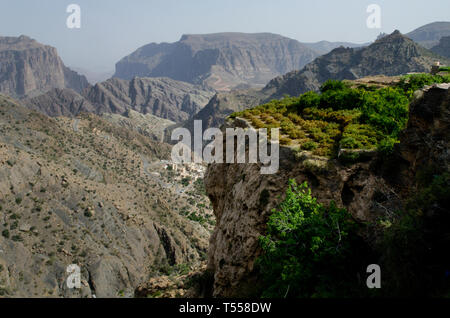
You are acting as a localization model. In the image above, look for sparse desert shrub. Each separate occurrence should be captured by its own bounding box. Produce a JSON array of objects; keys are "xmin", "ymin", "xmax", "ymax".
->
[{"xmin": 12, "ymin": 234, "xmax": 23, "ymax": 242}]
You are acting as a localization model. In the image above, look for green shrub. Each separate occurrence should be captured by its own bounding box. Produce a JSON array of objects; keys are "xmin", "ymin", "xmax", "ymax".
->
[
  {"xmin": 398, "ymin": 73, "xmax": 450, "ymax": 94},
  {"xmin": 301, "ymin": 141, "xmax": 318, "ymax": 151},
  {"xmin": 258, "ymin": 180, "xmax": 363, "ymax": 298},
  {"xmin": 340, "ymin": 124, "xmax": 379, "ymax": 150},
  {"xmin": 2, "ymin": 229, "xmax": 9, "ymax": 238},
  {"xmin": 377, "ymin": 136, "xmax": 399, "ymax": 155}
]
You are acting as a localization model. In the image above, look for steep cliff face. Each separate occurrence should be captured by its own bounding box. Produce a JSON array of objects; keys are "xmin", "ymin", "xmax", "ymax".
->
[
  {"xmin": 204, "ymin": 83, "xmax": 450, "ymax": 297},
  {"xmin": 114, "ymin": 33, "xmax": 319, "ymax": 91},
  {"xmin": 0, "ymin": 35, "xmax": 89, "ymax": 98}
]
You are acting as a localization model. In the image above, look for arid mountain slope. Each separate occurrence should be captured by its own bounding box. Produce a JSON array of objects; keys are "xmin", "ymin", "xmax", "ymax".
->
[{"xmin": 0, "ymin": 95, "xmax": 213, "ymax": 297}]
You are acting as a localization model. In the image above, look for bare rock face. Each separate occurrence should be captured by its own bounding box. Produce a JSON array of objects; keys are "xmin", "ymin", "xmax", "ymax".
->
[
  {"xmin": 396, "ymin": 83, "xmax": 450, "ymax": 187},
  {"xmin": 114, "ymin": 33, "xmax": 319, "ymax": 91},
  {"xmin": 204, "ymin": 83, "xmax": 450, "ymax": 297},
  {"xmin": 0, "ymin": 35, "xmax": 89, "ymax": 98}
]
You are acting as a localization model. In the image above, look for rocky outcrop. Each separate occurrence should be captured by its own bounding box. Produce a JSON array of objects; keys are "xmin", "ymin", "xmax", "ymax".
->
[
  {"xmin": 114, "ymin": 33, "xmax": 319, "ymax": 91},
  {"xmin": 396, "ymin": 83, "xmax": 450, "ymax": 187},
  {"xmin": 204, "ymin": 82, "xmax": 450, "ymax": 297},
  {"xmin": 263, "ymin": 30, "xmax": 450, "ymax": 99},
  {"xmin": 431, "ymin": 36, "xmax": 450, "ymax": 58},
  {"xmin": 0, "ymin": 35, "xmax": 89, "ymax": 98}
]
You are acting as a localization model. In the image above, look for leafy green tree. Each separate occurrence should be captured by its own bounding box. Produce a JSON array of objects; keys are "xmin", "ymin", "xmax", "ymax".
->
[{"xmin": 258, "ymin": 180, "xmax": 365, "ymax": 298}]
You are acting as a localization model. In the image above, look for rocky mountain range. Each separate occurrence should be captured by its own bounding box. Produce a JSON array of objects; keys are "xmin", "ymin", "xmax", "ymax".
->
[
  {"xmin": 0, "ymin": 36, "xmax": 214, "ymax": 125},
  {"xmin": 114, "ymin": 33, "xmax": 319, "ymax": 91},
  {"xmin": 22, "ymin": 77, "xmax": 215, "ymax": 123},
  {"xmin": 0, "ymin": 36, "xmax": 89, "ymax": 99},
  {"xmin": 407, "ymin": 21, "xmax": 450, "ymax": 48},
  {"xmin": 263, "ymin": 30, "xmax": 450, "ymax": 99},
  {"xmin": 84, "ymin": 77, "xmax": 214, "ymax": 123}
]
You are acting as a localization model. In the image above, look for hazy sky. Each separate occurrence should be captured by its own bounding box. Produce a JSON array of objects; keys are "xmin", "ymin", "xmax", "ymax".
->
[{"xmin": 0, "ymin": 0, "xmax": 449, "ymax": 74}]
